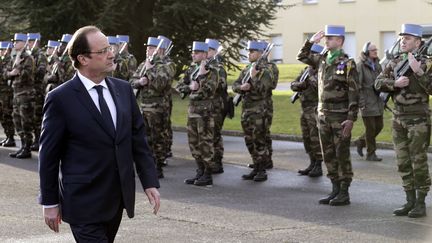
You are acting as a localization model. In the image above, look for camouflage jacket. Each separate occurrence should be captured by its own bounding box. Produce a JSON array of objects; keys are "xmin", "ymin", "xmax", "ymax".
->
[
  {"xmin": 30, "ymin": 47, "xmax": 48, "ymax": 85},
  {"xmin": 374, "ymin": 54, "xmax": 432, "ymax": 116},
  {"xmin": 0, "ymin": 54, "xmax": 12, "ymax": 88},
  {"xmin": 45, "ymin": 54, "xmax": 74, "ymax": 85},
  {"xmin": 111, "ymin": 54, "xmax": 129, "ymax": 81},
  {"xmin": 232, "ymin": 62, "xmax": 275, "ymax": 103},
  {"xmin": 357, "ymin": 55, "xmax": 383, "ymax": 117},
  {"xmin": 119, "ymin": 52, "xmax": 137, "ymax": 81},
  {"xmin": 291, "ymin": 66, "xmax": 319, "ymax": 109},
  {"xmin": 176, "ymin": 62, "xmax": 218, "ymax": 102},
  {"xmin": 130, "ymin": 55, "xmax": 175, "ymax": 101},
  {"xmin": 207, "ymin": 58, "xmax": 228, "ymax": 105},
  {"xmin": 297, "ymin": 40, "xmax": 359, "ymax": 121},
  {"xmin": 7, "ymin": 50, "xmax": 35, "ymax": 94}
]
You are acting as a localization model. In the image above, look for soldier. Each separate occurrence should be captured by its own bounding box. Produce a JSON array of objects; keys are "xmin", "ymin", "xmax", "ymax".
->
[
  {"xmin": 205, "ymin": 38, "xmax": 227, "ymax": 174},
  {"xmin": 116, "ymin": 34, "xmax": 138, "ymax": 80},
  {"xmin": 45, "ymin": 40, "xmax": 60, "ymax": 75},
  {"xmin": 291, "ymin": 44, "xmax": 324, "ymax": 177},
  {"xmin": 355, "ymin": 42, "xmax": 384, "ymax": 161},
  {"xmin": 232, "ymin": 40, "xmax": 275, "ymax": 182},
  {"xmin": 176, "ymin": 41, "xmax": 218, "ymax": 186},
  {"xmin": 44, "ymin": 34, "xmax": 74, "ymax": 93},
  {"xmin": 27, "ymin": 33, "xmax": 47, "ymax": 151},
  {"xmin": 6, "ymin": 33, "xmax": 35, "ymax": 159},
  {"xmin": 108, "ymin": 36, "xmax": 129, "ymax": 81},
  {"xmin": 130, "ymin": 37, "xmax": 175, "ymax": 179},
  {"xmin": 157, "ymin": 35, "xmax": 174, "ymax": 161},
  {"xmin": 0, "ymin": 41, "xmax": 16, "ymax": 147},
  {"xmin": 297, "ymin": 25, "xmax": 359, "ymax": 206},
  {"xmin": 375, "ymin": 24, "xmax": 432, "ymax": 218}
]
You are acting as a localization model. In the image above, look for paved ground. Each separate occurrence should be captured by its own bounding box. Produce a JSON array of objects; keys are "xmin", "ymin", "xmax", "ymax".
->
[{"xmin": 1, "ymin": 132, "xmax": 432, "ymax": 242}]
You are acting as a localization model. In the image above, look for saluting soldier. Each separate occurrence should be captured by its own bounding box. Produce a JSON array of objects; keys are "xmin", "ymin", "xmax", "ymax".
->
[
  {"xmin": 205, "ymin": 38, "xmax": 227, "ymax": 174},
  {"xmin": 27, "ymin": 33, "xmax": 47, "ymax": 151},
  {"xmin": 297, "ymin": 25, "xmax": 359, "ymax": 206},
  {"xmin": 375, "ymin": 24, "xmax": 432, "ymax": 218},
  {"xmin": 232, "ymin": 40, "xmax": 275, "ymax": 182},
  {"xmin": 6, "ymin": 33, "xmax": 35, "ymax": 159},
  {"xmin": 291, "ymin": 44, "xmax": 324, "ymax": 177},
  {"xmin": 0, "ymin": 41, "xmax": 16, "ymax": 147},
  {"xmin": 176, "ymin": 41, "xmax": 218, "ymax": 186},
  {"xmin": 130, "ymin": 37, "xmax": 175, "ymax": 179},
  {"xmin": 157, "ymin": 35, "xmax": 175, "ymax": 163},
  {"xmin": 355, "ymin": 41, "xmax": 384, "ymax": 161},
  {"xmin": 116, "ymin": 35, "xmax": 138, "ymax": 80},
  {"xmin": 45, "ymin": 34, "xmax": 74, "ymax": 93}
]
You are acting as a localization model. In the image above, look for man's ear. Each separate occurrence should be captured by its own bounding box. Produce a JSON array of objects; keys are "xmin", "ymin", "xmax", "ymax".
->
[{"xmin": 77, "ymin": 54, "xmax": 88, "ymax": 67}]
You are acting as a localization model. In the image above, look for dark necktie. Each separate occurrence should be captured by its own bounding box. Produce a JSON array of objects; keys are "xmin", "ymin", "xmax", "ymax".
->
[{"xmin": 94, "ymin": 85, "xmax": 116, "ymax": 135}]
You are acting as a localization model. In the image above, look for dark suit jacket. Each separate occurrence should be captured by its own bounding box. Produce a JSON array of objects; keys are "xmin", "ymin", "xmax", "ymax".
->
[{"xmin": 38, "ymin": 75, "xmax": 159, "ymax": 224}]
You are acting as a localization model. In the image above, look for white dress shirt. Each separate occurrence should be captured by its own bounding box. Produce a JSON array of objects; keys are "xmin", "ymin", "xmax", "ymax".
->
[{"xmin": 77, "ymin": 71, "xmax": 117, "ymax": 129}]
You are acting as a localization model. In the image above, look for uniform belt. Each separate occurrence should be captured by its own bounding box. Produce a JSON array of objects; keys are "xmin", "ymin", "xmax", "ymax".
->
[
  {"xmin": 394, "ymin": 104, "xmax": 429, "ymax": 113},
  {"xmin": 321, "ymin": 102, "xmax": 348, "ymax": 110},
  {"xmin": 190, "ymin": 98, "xmax": 216, "ymax": 106},
  {"xmin": 242, "ymin": 99, "xmax": 267, "ymax": 109},
  {"xmin": 141, "ymin": 97, "xmax": 165, "ymax": 103}
]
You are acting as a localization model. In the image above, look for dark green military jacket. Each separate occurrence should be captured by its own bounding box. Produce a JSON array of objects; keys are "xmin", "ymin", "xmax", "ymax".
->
[
  {"xmin": 375, "ymin": 53, "xmax": 432, "ymax": 116},
  {"xmin": 30, "ymin": 47, "xmax": 48, "ymax": 86},
  {"xmin": 0, "ymin": 54, "xmax": 12, "ymax": 90},
  {"xmin": 297, "ymin": 40, "xmax": 359, "ymax": 121},
  {"xmin": 291, "ymin": 66, "xmax": 319, "ymax": 109},
  {"xmin": 8, "ymin": 50, "xmax": 34, "ymax": 95}
]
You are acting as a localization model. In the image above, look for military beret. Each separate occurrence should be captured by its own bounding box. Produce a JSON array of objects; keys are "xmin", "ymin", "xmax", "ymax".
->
[
  {"xmin": 13, "ymin": 33, "xmax": 27, "ymax": 42},
  {"xmin": 205, "ymin": 38, "xmax": 220, "ymax": 50},
  {"xmin": 147, "ymin": 37, "xmax": 161, "ymax": 47},
  {"xmin": 107, "ymin": 36, "xmax": 119, "ymax": 45},
  {"xmin": 325, "ymin": 25, "xmax": 345, "ymax": 37},
  {"xmin": 27, "ymin": 33, "xmax": 41, "ymax": 40},
  {"xmin": 247, "ymin": 40, "xmax": 265, "ymax": 51},
  {"xmin": 399, "ymin": 24, "xmax": 422, "ymax": 38},
  {"xmin": 157, "ymin": 35, "xmax": 172, "ymax": 49},
  {"xmin": 47, "ymin": 40, "xmax": 60, "ymax": 48},
  {"xmin": 192, "ymin": 41, "xmax": 208, "ymax": 52},
  {"xmin": 0, "ymin": 41, "xmax": 12, "ymax": 49},
  {"xmin": 116, "ymin": 35, "xmax": 129, "ymax": 43},
  {"xmin": 60, "ymin": 34, "xmax": 72, "ymax": 43}
]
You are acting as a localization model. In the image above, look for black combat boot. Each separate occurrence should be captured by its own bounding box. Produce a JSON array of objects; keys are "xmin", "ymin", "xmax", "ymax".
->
[
  {"xmin": 16, "ymin": 141, "xmax": 32, "ymax": 159},
  {"xmin": 408, "ymin": 191, "xmax": 427, "ymax": 218},
  {"xmin": 2, "ymin": 136, "xmax": 16, "ymax": 147},
  {"xmin": 253, "ymin": 170, "xmax": 268, "ymax": 182},
  {"xmin": 248, "ymin": 161, "xmax": 273, "ymax": 169},
  {"xmin": 30, "ymin": 140, "xmax": 39, "ymax": 151},
  {"xmin": 242, "ymin": 165, "xmax": 258, "ymax": 180},
  {"xmin": 194, "ymin": 171, "xmax": 213, "ymax": 187},
  {"xmin": 308, "ymin": 160, "xmax": 323, "ymax": 177},
  {"xmin": 212, "ymin": 164, "xmax": 224, "ymax": 174},
  {"xmin": 356, "ymin": 139, "xmax": 364, "ymax": 157},
  {"xmin": 184, "ymin": 169, "xmax": 204, "ymax": 184},
  {"xmin": 366, "ymin": 153, "xmax": 382, "ymax": 161},
  {"xmin": 298, "ymin": 159, "xmax": 315, "ymax": 176},
  {"xmin": 319, "ymin": 180, "xmax": 340, "ymax": 204},
  {"xmin": 329, "ymin": 181, "xmax": 350, "ymax": 206},
  {"xmin": 9, "ymin": 138, "xmax": 24, "ymax": 158},
  {"xmin": 393, "ymin": 190, "xmax": 416, "ymax": 216}
]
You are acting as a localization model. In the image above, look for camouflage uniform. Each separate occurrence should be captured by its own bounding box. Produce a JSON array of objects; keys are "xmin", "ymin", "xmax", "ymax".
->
[
  {"xmin": 30, "ymin": 47, "xmax": 47, "ymax": 149},
  {"xmin": 44, "ymin": 52, "xmax": 74, "ymax": 93},
  {"xmin": 176, "ymin": 63, "xmax": 218, "ymax": 179},
  {"xmin": 0, "ymin": 53, "xmax": 15, "ymax": 142},
  {"xmin": 297, "ymin": 40, "xmax": 359, "ymax": 204},
  {"xmin": 160, "ymin": 55, "xmax": 175, "ymax": 159},
  {"xmin": 112, "ymin": 51, "xmax": 137, "ymax": 81},
  {"xmin": 6, "ymin": 50, "xmax": 35, "ymax": 155},
  {"xmin": 120, "ymin": 51, "xmax": 138, "ymax": 80},
  {"xmin": 375, "ymin": 54, "xmax": 432, "ymax": 194},
  {"xmin": 130, "ymin": 55, "xmax": 175, "ymax": 177},
  {"xmin": 291, "ymin": 66, "xmax": 323, "ymax": 169},
  {"xmin": 264, "ymin": 60, "xmax": 278, "ymax": 167},
  {"xmin": 210, "ymin": 58, "xmax": 228, "ymax": 171},
  {"xmin": 232, "ymin": 62, "xmax": 275, "ymax": 174}
]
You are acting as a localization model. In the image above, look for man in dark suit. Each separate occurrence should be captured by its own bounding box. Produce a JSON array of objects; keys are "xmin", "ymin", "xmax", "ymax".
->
[{"xmin": 38, "ymin": 26, "xmax": 160, "ymax": 242}]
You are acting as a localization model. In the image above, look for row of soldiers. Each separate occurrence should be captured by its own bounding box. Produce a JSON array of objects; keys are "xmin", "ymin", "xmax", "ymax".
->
[{"xmin": 293, "ymin": 23, "xmax": 432, "ymax": 218}]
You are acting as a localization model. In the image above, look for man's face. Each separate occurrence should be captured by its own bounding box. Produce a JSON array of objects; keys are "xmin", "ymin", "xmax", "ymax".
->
[
  {"xmin": 110, "ymin": 44, "xmax": 119, "ymax": 55},
  {"xmin": 0, "ymin": 49, "xmax": 7, "ymax": 56},
  {"xmin": 248, "ymin": 50, "xmax": 262, "ymax": 62},
  {"xmin": 367, "ymin": 44, "xmax": 378, "ymax": 59},
  {"xmin": 325, "ymin": 36, "xmax": 342, "ymax": 50},
  {"xmin": 400, "ymin": 35, "xmax": 421, "ymax": 53},
  {"xmin": 46, "ymin": 47, "xmax": 55, "ymax": 56},
  {"xmin": 207, "ymin": 48, "xmax": 216, "ymax": 59},
  {"xmin": 13, "ymin": 41, "xmax": 25, "ymax": 51},
  {"xmin": 84, "ymin": 31, "xmax": 115, "ymax": 74},
  {"xmin": 28, "ymin": 40, "xmax": 38, "ymax": 49},
  {"xmin": 191, "ymin": 51, "xmax": 207, "ymax": 63},
  {"xmin": 146, "ymin": 45, "xmax": 156, "ymax": 58}
]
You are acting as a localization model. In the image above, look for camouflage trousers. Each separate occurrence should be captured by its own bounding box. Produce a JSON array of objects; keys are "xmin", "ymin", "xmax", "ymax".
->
[
  {"xmin": 264, "ymin": 99, "xmax": 273, "ymax": 164},
  {"xmin": 241, "ymin": 101, "xmax": 270, "ymax": 169},
  {"xmin": 187, "ymin": 107, "xmax": 215, "ymax": 173},
  {"xmin": 33, "ymin": 85, "xmax": 45, "ymax": 141},
  {"xmin": 301, "ymin": 106, "xmax": 322, "ymax": 161},
  {"xmin": 0, "ymin": 87, "xmax": 15, "ymax": 137},
  {"xmin": 13, "ymin": 93, "xmax": 34, "ymax": 145},
  {"xmin": 141, "ymin": 101, "xmax": 169, "ymax": 168},
  {"xmin": 392, "ymin": 115, "xmax": 431, "ymax": 193},
  {"xmin": 317, "ymin": 114, "xmax": 353, "ymax": 183},
  {"xmin": 164, "ymin": 94, "xmax": 173, "ymax": 155},
  {"xmin": 213, "ymin": 97, "xmax": 225, "ymax": 167}
]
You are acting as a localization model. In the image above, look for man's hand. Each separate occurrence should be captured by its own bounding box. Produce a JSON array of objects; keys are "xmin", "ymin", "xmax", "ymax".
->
[
  {"xmin": 408, "ymin": 53, "xmax": 423, "ymax": 75},
  {"xmin": 394, "ymin": 76, "xmax": 410, "ymax": 88},
  {"xmin": 144, "ymin": 187, "xmax": 160, "ymax": 215},
  {"xmin": 310, "ymin": 30, "xmax": 325, "ymax": 43},
  {"xmin": 144, "ymin": 58, "xmax": 154, "ymax": 70},
  {"xmin": 341, "ymin": 120, "xmax": 354, "ymax": 138},
  {"xmin": 8, "ymin": 68, "xmax": 19, "ymax": 77},
  {"xmin": 198, "ymin": 60, "xmax": 209, "ymax": 76},
  {"xmin": 189, "ymin": 80, "xmax": 199, "ymax": 91},
  {"xmin": 240, "ymin": 83, "xmax": 251, "ymax": 91},
  {"xmin": 139, "ymin": 77, "xmax": 149, "ymax": 86},
  {"xmin": 43, "ymin": 206, "xmax": 61, "ymax": 233}
]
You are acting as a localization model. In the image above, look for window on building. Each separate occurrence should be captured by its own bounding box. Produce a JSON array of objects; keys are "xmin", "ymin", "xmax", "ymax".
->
[
  {"xmin": 380, "ymin": 31, "xmax": 397, "ymax": 57},
  {"xmin": 271, "ymin": 34, "xmax": 284, "ymax": 63},
  {"xmin": 303, "ymin": 0, "xmax": 318, "ymax": 5},
  {"xmin": 344, "ymin": 32, "xmax": 356, "ymax": 58}
]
